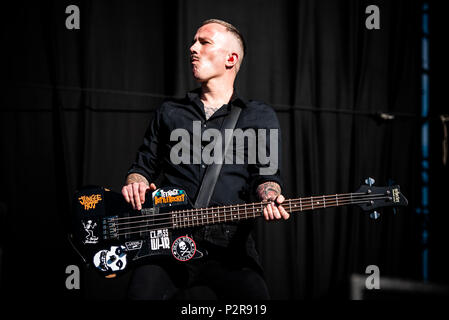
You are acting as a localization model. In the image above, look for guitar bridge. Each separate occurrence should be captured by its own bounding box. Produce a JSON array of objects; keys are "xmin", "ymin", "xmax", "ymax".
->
[{"xmin": 102, "ymin": 216, "xmax": 119, "ymax": 240}]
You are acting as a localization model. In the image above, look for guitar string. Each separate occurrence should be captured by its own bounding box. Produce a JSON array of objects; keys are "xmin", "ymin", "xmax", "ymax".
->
[
  {"xmin": 113, "ymin": 197, "xmax": 390, "ymax": 237},
  {"xmin": 111, "ymin": 196, "xmax": 391, "ymax": 237},
  {"xmin": 110, "ymin": 193, "xmax": 388, "ymax": 228},
  {"xmin": 110, "ymin": 192, "xmax": 380, "ymax": 223},
  {"xmin": 111, "ymin": 194, "xmax": 390, "ymax": 231}
]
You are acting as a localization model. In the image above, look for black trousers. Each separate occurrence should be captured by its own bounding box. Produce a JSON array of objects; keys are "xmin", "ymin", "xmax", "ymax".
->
[{"xmin": 127, "ymin": 256, "xmax": 270, "ymax": 300}]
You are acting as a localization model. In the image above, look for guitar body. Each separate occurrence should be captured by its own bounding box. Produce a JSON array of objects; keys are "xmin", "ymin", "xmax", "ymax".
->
[
  {"xmin": 69, "ymin": 179, "xmax": 408, "ymax": 278},
  {"xmin": 71, "ymin": 186, "xmax": 204, "ymax": 277}
]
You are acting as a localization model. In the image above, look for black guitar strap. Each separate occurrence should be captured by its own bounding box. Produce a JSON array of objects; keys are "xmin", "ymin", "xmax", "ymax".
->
[{"xmin": 194, "ymin": 105, "xmax": 242, "ymax": 208}]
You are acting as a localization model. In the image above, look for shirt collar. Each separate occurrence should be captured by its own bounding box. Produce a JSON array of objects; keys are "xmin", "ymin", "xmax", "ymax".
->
[{"xmin": 186, "ymin": 88, "xmax": 248, "ymax": 109}]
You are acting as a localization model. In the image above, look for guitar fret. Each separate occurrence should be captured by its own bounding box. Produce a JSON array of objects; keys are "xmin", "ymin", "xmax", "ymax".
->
[
  {"xmin": 311, "ymin": 196, "xmax": 314, "ymax": 210},
  {"xmin": 336, "ymin": 194, "xmax": 338, "ymax": 206},
  {"xmin": 188, "ymin": 210, "xmax": 191, "ymax": 227},
  {"xmin": 180, "ymin": 210, "xmax": 183, "ymax": 228},
  {"xmin": 323, "ymin": 195, "xmax": 325, "ymax": 208}
]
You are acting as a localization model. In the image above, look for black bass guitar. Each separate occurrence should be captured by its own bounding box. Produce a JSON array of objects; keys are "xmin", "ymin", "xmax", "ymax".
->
[{"xmin": 69, "ymin": 177, "xmax": 408, "ymax": 278}]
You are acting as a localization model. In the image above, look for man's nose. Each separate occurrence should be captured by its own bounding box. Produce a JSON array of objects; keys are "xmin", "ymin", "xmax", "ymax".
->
[{"xmin": 190, "ymin": 41, "xmax": 199, "ymax": 54}]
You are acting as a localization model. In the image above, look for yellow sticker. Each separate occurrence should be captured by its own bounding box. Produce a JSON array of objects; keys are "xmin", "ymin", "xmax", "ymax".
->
[
  {"xmin": 154, "ymin": 194, "xmax": 185, "ymax": 205},
  {"xmin": 79, "ymin": 194, "xmax": 102, "ymax": 210}
]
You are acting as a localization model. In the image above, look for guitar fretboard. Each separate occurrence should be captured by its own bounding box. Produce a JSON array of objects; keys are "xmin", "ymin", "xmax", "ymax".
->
[
  {"xmin": 171, "ymin": 192, "xmax": 368, "ymax": 229},
  {"xmin": 108, "ymin": 188, "xmax": 398, "ymax": 239}
]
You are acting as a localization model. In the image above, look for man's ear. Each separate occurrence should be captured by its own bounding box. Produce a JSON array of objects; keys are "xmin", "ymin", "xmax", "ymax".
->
[{"xmin": 225, "ymin": 53, "xmax": 239, "ymax": 69}]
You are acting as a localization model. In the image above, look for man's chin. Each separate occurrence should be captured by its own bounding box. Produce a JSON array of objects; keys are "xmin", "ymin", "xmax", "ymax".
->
[{"xmin": 192, "ymin": 74, "xmax": 206, "ymax": 83}]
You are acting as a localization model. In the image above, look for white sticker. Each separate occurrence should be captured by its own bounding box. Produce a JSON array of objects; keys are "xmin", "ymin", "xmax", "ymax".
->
[
  {"xmin": 93, "ymin": 246, "xmax": 127, "ymax": 272},
  {"xmin": 150, "ymin": 229, "xmax": 170, "ymax": 250},
  {"xmin": 82, "ymin": 220, "xmax": 99, "ymax": 244},
  {"xmin": 125, "ymin": 240, "xmax": 143, "ymax": 251}
]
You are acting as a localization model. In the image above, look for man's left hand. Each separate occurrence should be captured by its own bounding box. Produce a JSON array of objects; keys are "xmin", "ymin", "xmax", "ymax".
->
[{"xmin": 256, "ymin": 181, "xmax": 290, "ymax": 221}]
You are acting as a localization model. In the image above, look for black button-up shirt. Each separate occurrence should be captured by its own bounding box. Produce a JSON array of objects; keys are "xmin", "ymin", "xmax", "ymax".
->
[{"xmin": 127, "ymin": 88, "xmax": 282, "ymax": 262}]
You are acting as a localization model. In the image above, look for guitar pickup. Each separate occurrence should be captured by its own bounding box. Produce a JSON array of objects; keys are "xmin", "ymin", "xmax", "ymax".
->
[{"xmin": 102, "ymin": 216, "xmax": 119, "ymax": 240}]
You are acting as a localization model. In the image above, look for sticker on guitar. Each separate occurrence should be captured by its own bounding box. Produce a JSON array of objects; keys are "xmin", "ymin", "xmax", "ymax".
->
[
  {"xmin": 78, "ymin": 194, "xmax": 102, "ymax": 210},
  {"xmin": 152, "ymin": 188, "xmax": 187, "ymax": 208},
  {"xmin": 93, "ymin": 245, "xmax": 127, "ymax": 272},
  {"xmin": 171, "ymin": 236, "xmax": 196, "ymax": 261},
  {"xmin": 82, "ymin": 219, "xmax": 99, "ymax": 244},
  {"xmin": 150, "ymin": 229, "xmax": 170, "ymax": 250}
]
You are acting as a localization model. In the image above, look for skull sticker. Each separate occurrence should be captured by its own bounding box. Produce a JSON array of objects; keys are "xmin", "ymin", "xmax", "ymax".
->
[
  {"xmin": 93, "ymin": 246, "xmax": 127, "ymax": 272},
  {"xmin": 171, "ymin": 236, "xmax": 196, "ymax": 261}
]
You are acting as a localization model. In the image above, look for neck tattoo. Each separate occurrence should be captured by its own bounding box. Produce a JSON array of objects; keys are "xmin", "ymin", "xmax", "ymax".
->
[{"xmin": 204, "ymin": 105, "xmax": 222, "ymax": 120}]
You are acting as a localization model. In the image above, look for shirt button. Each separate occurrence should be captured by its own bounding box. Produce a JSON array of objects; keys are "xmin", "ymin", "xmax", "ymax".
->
[
  {"xmin": 201, "ymin": 164, "xmax": 206, "ymax": 168},
  {"xmin": 203, "ymin": 124, "xmax": 207, "ymax": 128}
]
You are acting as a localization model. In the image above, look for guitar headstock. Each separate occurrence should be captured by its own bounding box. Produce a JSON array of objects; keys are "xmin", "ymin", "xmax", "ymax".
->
[{"xmin": 354, "ymin": 177, "xmax": 408, "ymax": 219}]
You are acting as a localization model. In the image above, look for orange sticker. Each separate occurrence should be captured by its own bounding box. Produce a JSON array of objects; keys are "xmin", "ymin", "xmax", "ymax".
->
[
  {"xmin": 154, "ymin": 194, "xmax": 185, "ymax": 205},
  {"xmin": 79, "ymin": 194, "xmax": 102, "ymax": 210}
]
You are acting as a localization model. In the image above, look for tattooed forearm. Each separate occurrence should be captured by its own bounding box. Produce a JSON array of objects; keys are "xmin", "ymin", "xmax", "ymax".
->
[
  {"xmin": 126, "ymin": 173, "xmax": 149, "ymax": 186},
  {"xmin": 256, "ymin": 181, "xmax": 281, "ymax": 201}
]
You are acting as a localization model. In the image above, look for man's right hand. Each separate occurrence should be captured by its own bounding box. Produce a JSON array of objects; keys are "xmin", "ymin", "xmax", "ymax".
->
[{"xmin": 121, "ymin": 174, "xmax": 157, "ymax": 210}]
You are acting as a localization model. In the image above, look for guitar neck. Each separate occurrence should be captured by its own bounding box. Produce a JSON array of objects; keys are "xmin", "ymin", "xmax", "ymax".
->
[{"xmin": 171, "ymin": 192, "xmax": 366, "ymax": 229}]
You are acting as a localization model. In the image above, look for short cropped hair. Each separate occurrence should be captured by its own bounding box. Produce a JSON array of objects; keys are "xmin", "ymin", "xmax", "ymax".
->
[{"xmin": 201, "ymin": 19, "xmax": 246, "ymax": 66}]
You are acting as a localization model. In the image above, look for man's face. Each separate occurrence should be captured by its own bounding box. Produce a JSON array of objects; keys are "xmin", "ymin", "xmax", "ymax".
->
[{"xmin": 190, "ymin": 23, "xmax": 231, "ymax": 82}]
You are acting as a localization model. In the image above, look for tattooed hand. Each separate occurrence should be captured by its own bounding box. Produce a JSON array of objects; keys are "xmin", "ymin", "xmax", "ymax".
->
[
  {"xmin": 256, "ymin": 181, "xmax": 290, "ymax": 221},
  {"xmin": 121, "ymin": 173, "xmax": 157, "ymax": 210}
]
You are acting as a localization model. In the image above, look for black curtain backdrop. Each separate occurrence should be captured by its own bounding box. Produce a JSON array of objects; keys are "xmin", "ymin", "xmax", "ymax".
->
[{"xmin": 1, "ymin": 0, "xmax": 447, "ymax": 301}]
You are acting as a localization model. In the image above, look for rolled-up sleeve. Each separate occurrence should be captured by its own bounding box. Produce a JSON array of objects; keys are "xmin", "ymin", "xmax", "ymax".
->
[
  {"xmin": 126, "ymin": 105, "xmax": 164, "ymax": 183},
  {"xmin": 248, "ymin": 103, "xmax": 283, "ymax": 194}
]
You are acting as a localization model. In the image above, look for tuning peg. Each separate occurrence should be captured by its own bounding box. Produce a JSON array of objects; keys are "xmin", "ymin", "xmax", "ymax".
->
[
  {"xmin": 370, "ymin": 211, "xmax": 380, "ymax": 220},
  {"xmin": 365, "ymin": 177, "xmax": 375, "ymax": 187}
]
